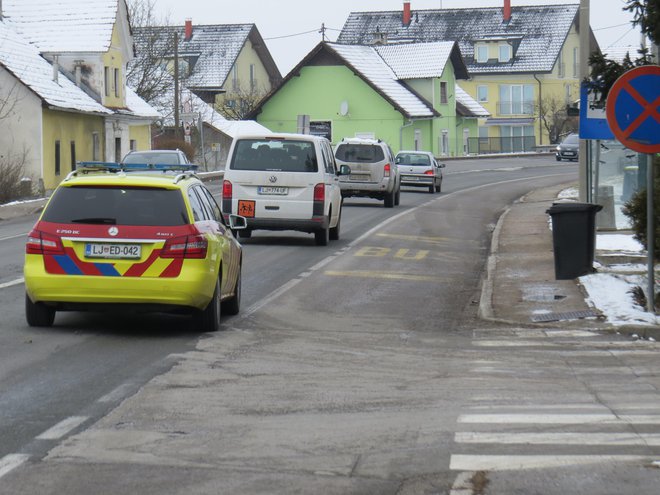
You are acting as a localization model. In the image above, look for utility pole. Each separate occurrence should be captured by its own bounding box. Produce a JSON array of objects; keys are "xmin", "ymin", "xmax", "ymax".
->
[
  {"xmin": 319, "ymin": 23, "xmax": 327, "ymax": 42},
  {"xmin": 578, "ymin": 0, "xmax": 590, "ymax": 202},
  {"xmin": 174, "ymin": 31, "xmax": 180, "ymax": 140},
  {"xmin": 647, "ymin": 40, "xmax": 658, "ymax": 313}
]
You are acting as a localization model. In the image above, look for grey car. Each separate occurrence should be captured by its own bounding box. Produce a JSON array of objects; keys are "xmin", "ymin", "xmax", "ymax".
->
[
  {"xmin": 555, "ymin": 133, "xmax": 579, "ymax": 161},
  {"xmin": 395, "ymin": 150, "xmax": 444, "ymax": 193}
]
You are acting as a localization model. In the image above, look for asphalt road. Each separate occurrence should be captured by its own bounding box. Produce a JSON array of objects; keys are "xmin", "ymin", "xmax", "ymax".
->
[{"xmin": 1, "ymin": 155, "xmax": 610, "ymax": 493}]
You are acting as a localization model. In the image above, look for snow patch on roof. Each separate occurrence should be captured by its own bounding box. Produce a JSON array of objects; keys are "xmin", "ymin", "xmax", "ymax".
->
[
  {"xmin": 375, "ymin": 41, "xmax": 455, "ymax": 79},
  {"xmin": 455, "ymin": 85, "xmax": 490, "ymax": 118}
]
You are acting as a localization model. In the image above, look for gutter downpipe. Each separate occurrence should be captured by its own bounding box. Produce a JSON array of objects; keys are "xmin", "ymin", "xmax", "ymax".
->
[{"xmin": 534, "ymin": 74, "xmax": 543, "ymax": 146}]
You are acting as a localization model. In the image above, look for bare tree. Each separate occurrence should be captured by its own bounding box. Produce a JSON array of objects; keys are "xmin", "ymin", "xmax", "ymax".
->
[
  {"xmin": 538, "ymin": 95, "xmax": 578, "ymax": 144},
  {"xmin": 126, "ymin": 0, "xmax": 175, "ymax": 104},
  {"xmin": 0, "ymin": 79, "xmax": 32, "ymax": 201},
  {"xmin": 217, "ymin": 81, "xmax": 268, "ymax": 120}
]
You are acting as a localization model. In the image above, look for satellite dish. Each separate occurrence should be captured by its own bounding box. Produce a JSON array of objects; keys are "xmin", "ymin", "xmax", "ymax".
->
[{"xmin": 339, "ymin": 100, "xmax": 349, "ymax": 116}]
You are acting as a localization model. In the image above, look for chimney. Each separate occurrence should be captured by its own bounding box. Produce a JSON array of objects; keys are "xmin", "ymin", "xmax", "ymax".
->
[
  {"xmin": 52, "ymin": 56, "xmax": 59, "ymax": 83},
  {"xmin": 184, "ymin": 19, "xmax": 193, "ymax": 41},
  {"xmin": 503, "ymin": 0, "xmax": 511, "ymax": 23},
  {"xmin": 403, "ymin": 1, "xmax": 411, "ymax": 27}
]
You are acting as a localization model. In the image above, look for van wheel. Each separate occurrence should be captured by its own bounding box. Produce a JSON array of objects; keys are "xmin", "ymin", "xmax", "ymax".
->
[
  {"xmin": 25, "ymin": 294, "xmax": 55, "ymax": 327},
  {"xmin": 315, "ymin": 219, "xmax": 330, "ymax": 246},
  {"xmin": 239, "ymin": 229, "xmax": 252, "ymax": 239},
  {"xmin": 384, "ymin": 189, "xmax": 395, "ymax": 208},
  {"xmin": 193, "ymin": 276, "xmax": 222, "ymax": 332},
  {"xmin": 330, "ymin": 210, "xmax": 341, "ymax": 241},
  {"xmin": 222, "ymin": 266, "xmax": 241, "ymax": 316}
]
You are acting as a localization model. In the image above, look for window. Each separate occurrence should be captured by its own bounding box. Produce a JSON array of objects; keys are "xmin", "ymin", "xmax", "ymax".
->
[
  {"xmin": 477, "ymin": 85, "xmax": 488, "ymax": 102},
  {"xmin": 498, "ymin": 44, "xmax": 512, "ymax": 62},
  {"xmin": 414, "ymin": 129, "xmax": 422, "ymax": 150},
  {"xmin": 573, "ymin": 47, "xmax": 579, "ymax": 77},
  {"xmin": 249, "ymin": 64, "xmax": 256, "ymax": 91},
  {"xmin": 558, "ymin": 50, "xmax": 565, "ymax": 78},
  {"xmin": 476, "ymin": 45, "xmax": 488, "ymax": 63},
  {"xmin": 187, "ymin": 187, "xmax": 206, "ymax": 222},
  {"xmin": 70, "ymin": 141, "xmax": 76, "ymax": 171},
  {"xmin": 92, "ymin": 133, "xmax": 100, "ymax": 161},
  {"xmin": 114, "ymin": 68, "xmax": 120, "ymax": 97},
  {"xmin": 440, "ymin": 130, "xmax": 449, "ymax": 156},
  {"xmin": 565, "ymin": 83, "xmax": 572, "ymax": 103},
  {"xmin": 55, "ymin": 141, "xmax": 61, "ymax": 175},
  {"xmin": 130, "ymin": 139, "xmax": 137, "ymax": 151},
  {"xmin": 499, "ymin": 84, "xmax": 534, "ymax": 115},
  {"xmin": 104, "ymin": 67, "xmax": 110, "ymax": 96},
  {"xmin": 440, "ymin": 82, "xmax": 448, "ymax": 104},
  {"xmin": 500, "ymin": 125, "xmax": 535, "ymax": 153},
  {"xmin": 478, "ymin": 126, "xmax": 489, "ymax": 140},
  {"xmin": 230, "ymin": 139, "xmax": 318, "ymax": 172}
]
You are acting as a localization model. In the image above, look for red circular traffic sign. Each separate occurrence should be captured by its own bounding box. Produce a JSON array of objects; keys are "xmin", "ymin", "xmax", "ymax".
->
[{"xmin": 605, "ymin": 65, "xmax": 660, "ymax": 154}]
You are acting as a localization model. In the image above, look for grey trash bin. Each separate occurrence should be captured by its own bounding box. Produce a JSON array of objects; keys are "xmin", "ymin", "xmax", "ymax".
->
[{"xmin": 546, "ymin": 202, "xmax": 603, "ymax": 280}]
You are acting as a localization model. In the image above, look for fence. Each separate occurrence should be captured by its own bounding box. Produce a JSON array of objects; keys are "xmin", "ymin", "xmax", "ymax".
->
[{"xmin": 467, "ymin": 136, "xmax": 537, "ymax": 155}]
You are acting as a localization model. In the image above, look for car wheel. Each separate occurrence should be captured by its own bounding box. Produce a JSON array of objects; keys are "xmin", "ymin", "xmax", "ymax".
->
[
  {"xmin": 25, "ymin": 294, "xmax": 55, "ymax": 327},
  {"xmin": 435, "ymin": 180, "xmax": 442, "ymax": 193},
  {"xmin": 394, "ymin": 187, "xmax": 401, "ymax": 206},
  {"xmin": 556, "ymin": 156, "xmax": 561, "ymax": 161},
  {"xmin": 222, "ymin": 265, "xmax": 241, "ymax": 316},
  {"xmin": 329, "ymin": 209, "xmax": 341, "ymax": 241},
  {"xmin": 194, "ymin": 276, "xmax": 222, "ymax": 332},
  {"xmin": 384, "ymin": 188, "xmax": 395, "ymax": 208},
  {"xmin": 315, "ymin": 218, "xmax": 330, "ymax": 246},
  {"xmin": 428, "ymin": 183, "xmax": 435, "ymax": 194},
  {"xmin": 238, "ymin": 229, "xmax": 252, "ymax": 239}
]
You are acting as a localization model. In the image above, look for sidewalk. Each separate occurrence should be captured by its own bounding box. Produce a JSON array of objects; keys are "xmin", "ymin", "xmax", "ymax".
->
[{"xmin": 480, "ymin": 182, "xmax": 659, "ymax": 338}]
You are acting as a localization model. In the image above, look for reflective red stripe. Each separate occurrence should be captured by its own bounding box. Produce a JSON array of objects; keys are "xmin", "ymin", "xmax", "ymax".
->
[
  {"xmin": 159, "ymin": 259, "xmax": 183, "ymax": 278},
  {"xmin": 123, "ymin": 250, "xmax": 162, "ymax": 277}
]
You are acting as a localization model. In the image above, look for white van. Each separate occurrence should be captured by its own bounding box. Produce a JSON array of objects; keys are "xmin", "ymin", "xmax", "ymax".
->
[{"xmin": 222, "ymin": 134, "xmax": 348, "ymax": 246}]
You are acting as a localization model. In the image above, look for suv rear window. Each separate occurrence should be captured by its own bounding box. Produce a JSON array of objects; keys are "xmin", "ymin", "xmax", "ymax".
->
[
  {"xmin": 230, "ymin": 139, "xmax": 318, "ymax": 172},
  {"xmin": 42, "ymin": 186, "xmax": 189, "ymax": 226},
  {"xmin": 335, "ymin": 144, "xmax": 385, "ymax": 163},
  {"xmin": 396, "ymin": 153, "xmax": 430, "ymax": 166}
]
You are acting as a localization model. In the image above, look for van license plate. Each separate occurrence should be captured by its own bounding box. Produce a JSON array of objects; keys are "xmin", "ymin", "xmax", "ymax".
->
[{"xmin": 257, "ymin": 186, "xmax": 288, "ymax": 195}]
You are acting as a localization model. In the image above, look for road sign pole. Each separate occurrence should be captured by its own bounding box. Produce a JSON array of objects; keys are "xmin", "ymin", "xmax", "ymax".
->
[{"xmin": 647, "ymin": 153, "xmax": 655, "ymax": 313}]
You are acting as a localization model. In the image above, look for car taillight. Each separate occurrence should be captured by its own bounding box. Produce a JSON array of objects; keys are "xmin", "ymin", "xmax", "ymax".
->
[
  {"xmin": 26, "ymin": 229, "xmax": 64, "ymax": 255},
  {"xmin": 223, "ymin": 180, "xmax": 232, "ymax": 198},
  {"xmin": 424, "ymin": 170, "xmax": 434, "ymax": 176},
  {"xmin": 161, "ymin": 234, "xmax": 208, "ymax": 259},
  {"xmin": 222, "ymin": 180, "xmax": 233, "ymax": 215},
  {"xmin": 313, "ymin": 183, "xmax": 325, "ymax": 218},
  {"xmin": 384, "ymin": 163, "xmax": 391, "ymax": 177}
]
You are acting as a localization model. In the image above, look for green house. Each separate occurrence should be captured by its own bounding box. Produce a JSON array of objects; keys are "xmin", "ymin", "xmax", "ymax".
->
[{"xmin": 249, "ymin": 41, "xmax": 488, "ymax": 157}]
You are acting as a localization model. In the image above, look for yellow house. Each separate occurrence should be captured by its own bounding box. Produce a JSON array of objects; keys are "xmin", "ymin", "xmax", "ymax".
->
[
  {"xmin": 337, "ymin": 1, "xmax": 600, "ymax": 153},
  {"xmin": 133, "ymin": 22, "xmax": 282, "ymax": 118},
  {"xmin": 0, "ymin": 0, "xmax": 160, "ymax": 193}
]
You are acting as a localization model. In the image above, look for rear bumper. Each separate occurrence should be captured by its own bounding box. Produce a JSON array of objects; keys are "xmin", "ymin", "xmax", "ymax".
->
[
  {"xmin": 24, "ymin": 255, "xmax": 215, "ymax": 310},
  {"xmin": 339, "ymin": 178, "xmax": 393, "ymax": 197},
  {"xmin": 243, "ymin": 216, "xmax": 327, "ymax": 233},
  {"xmin": 400, "ymin": 175, "xmax": 434, "ymax": 186}
]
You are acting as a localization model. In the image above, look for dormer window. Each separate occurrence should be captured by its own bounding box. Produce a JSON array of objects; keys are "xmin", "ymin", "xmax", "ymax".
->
[
  {"xmin": 499, "ymin": 44, "xmax": 512, "ymax": 62},
  {"xmin": 476, "ymin": 45, "xmax": 488, "ymax": 63}
]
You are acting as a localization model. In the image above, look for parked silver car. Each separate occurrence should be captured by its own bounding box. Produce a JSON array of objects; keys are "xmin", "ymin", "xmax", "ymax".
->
[
  {"xmin": 334, "ymin": 137, "xmax": 400, "ymax": 208},
  {"xmin": 395, "ymin": 150, "xmax": 445, "ymax": 193}
]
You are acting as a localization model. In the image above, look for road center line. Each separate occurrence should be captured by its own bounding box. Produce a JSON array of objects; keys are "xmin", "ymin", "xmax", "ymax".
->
[
  {"xmin": 36, "ymin": 416, "xmax": 88, "ymax": 440},
  {"xmin": 0, "ymin": 454, "xmax": 29, "ymax": 480}
]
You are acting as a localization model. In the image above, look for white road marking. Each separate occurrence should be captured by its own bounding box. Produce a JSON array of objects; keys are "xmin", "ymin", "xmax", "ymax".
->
[
  {"xmin": 0, "ymin": 278, "xmax": 24, "ymax": 289},
  {"xmin": 36, "ymin": 416, "xmax": 88, "ymax": 440},
  {"xmin": 458, "ymin": 413, "xmax": 660, "ymax": 425},
  {"xmin": 0, "ymin": 232, "xmax": 28, "ymax": 242},
  {"xmin": 244, "ymin": 278, "xmax": 302, "ymax": 316},
  {"xmin": 455, "ymin": 432, "xmax": 660, "ymax": 446},
  {"xmin": 449, "ymin": 471, "xmax": 475, "ymax": 495},
  {"xmin": 97, "ymin": 383, "xmax": 135, "ymax": 403},
  {"xmin": 450, "ymin": 454, "xmax": 650, "ymax": 471},
  {"xmin": 0, "ymin": 454, "xmax": 29, "ymax": 479}
]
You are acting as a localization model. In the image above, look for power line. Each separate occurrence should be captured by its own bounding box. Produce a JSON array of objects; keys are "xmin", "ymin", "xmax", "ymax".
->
[
  {"xmin": 263, "ymin": 26, "xmax": 341, "ymax": 41},
  {"xmin": 593, "ymin": 22, "xmax": 634, "ymax": 31}
]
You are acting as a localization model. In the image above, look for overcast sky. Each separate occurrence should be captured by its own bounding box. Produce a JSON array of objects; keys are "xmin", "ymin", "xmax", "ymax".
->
[{"xmin": 153, "ymin": 0, "xmax": 645, "ymax": 75}]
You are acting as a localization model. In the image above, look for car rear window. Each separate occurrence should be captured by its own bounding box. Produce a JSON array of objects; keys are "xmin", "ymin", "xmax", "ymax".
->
[
  {"xmin": 335, "ymin": 144, "xmax": 385, "ymax": 163},
  {"xmin": 122, "ymin": 152, "xmax": 182, "ymax": 165},
  {"xmin": 230, "ymin": 139, "xmax": 318, "ymax": 172},
  {"xmin": 42, "ymin": 186, "xmax": 189, "ymax": 226},
  {"xmin": 396, "ymin": 153, "xmax": 430, "ymax": 166}
]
